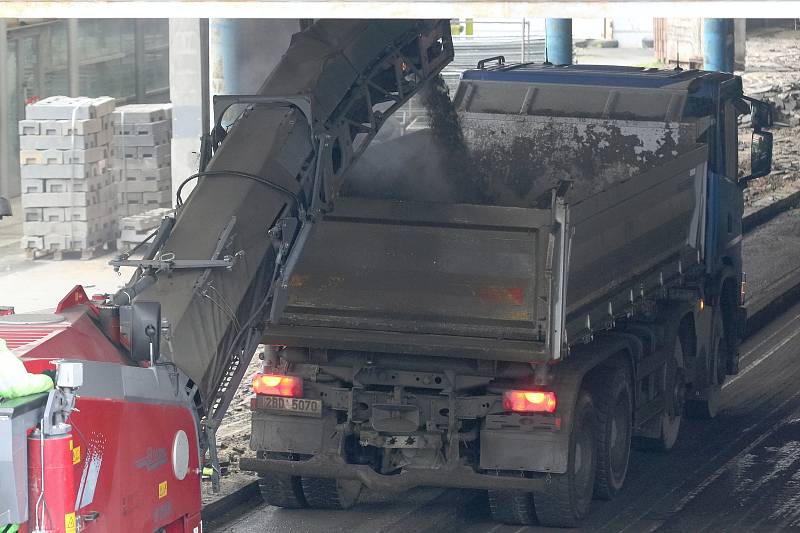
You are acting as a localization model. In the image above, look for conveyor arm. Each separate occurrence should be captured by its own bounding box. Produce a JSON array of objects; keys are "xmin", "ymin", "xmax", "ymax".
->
[{"xmin": 125, "ymin": 20, "xmax": 453, "ymax": 432}]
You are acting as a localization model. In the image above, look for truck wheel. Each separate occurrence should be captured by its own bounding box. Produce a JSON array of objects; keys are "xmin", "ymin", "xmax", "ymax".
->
[
  {"xmin": 258, "ymin": 473, "xmax": 308, "ymax": 508},
  {"xmin": 638, "ymin": 338, "xmax": 685, "ymax": 452},
  {"xmin": 301, "ymin": 477, "xmax": 362, "ymax": 510},
  {"xmin": 487, "ymin": 490, "xmax": 537, "ymax": 525},
  {"xmin": 534, "ymin": 391, "xmax": 596, "ymax": 528},
  {"xmin": 592, "ymin": 365, "xmax": 632, "ymax": 500}
]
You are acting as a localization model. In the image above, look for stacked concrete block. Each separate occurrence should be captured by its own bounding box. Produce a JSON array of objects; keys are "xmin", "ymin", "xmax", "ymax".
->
[
  {"xmin": 111, "ymin": 104, "xmax": 173, "ymax": 217},
  {"xmin": 117, "ymin": 207, "xmax": 174, "ymax": 253},
  {"xmin": 18, "ymin": 96, "xmax": 117, "ymax": 257}
]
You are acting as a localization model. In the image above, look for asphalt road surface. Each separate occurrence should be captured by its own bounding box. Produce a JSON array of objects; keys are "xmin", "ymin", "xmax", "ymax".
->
[{"xmin": 208, "ymin": 299, "xmax": 800, "ymax": 533}]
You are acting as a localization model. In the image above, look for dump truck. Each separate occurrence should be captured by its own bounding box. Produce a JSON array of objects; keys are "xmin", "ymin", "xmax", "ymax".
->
[{"xmin": 238, "ymin": 62, "xmax": 774, "ymax": 526}]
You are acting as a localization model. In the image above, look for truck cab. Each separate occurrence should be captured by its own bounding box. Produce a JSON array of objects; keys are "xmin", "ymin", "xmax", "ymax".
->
[{"xmin": 240, "ymin": 63, "xmax": 772, "ymax": 527}]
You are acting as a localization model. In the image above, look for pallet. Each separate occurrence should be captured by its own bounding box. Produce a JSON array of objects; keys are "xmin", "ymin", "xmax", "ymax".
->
[{"xmin": 25, "ymin": 240, "xmax": 116, "ymax": 261}]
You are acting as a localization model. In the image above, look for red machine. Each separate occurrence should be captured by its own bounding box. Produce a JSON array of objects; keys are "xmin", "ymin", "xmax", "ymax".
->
[{"xmin": 1, "ymin": 287, "xmax": 202, "ymax": 533}]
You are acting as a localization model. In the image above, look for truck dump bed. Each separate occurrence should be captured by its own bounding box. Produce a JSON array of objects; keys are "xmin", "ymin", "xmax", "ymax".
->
[
  {"xmin": 264, "ymin": 198, "xmax": 558, "ymax": 362},
  {"xmin": 264, "ymin": 65, "xmax": 717, "ymax": 362}
]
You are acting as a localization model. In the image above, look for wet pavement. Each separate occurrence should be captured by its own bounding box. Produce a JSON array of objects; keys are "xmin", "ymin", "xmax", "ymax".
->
[{"xmin": 208, "ymin": 297, "xmax": 800, "ymax": 533}]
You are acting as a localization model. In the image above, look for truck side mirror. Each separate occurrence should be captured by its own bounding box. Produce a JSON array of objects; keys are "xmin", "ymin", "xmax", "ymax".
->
[
  {"xmin": 741, "ymin": 131, "xmax": 773, "ymax": 185},
  {"xmin": 0, "ymin": 197, "xmax": 11, "ymax": 219},
  {"xmin": 751, "ymin": 101, "xmax": 773, "ymax": 132}
]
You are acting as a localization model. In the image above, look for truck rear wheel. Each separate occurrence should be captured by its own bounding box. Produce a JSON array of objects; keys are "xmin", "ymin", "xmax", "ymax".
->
[
  {"xmin": 258, "ymin": 473, "xmax": 308, "ymax": 508},
  {"xmin": 534, "ymin": 391, "xmax": 596, "ymax": 528},
  {"xmin": 301, "ymin": 477, "xmax": 362, "ymax": 510},
  {"xmin": 487, "ymin": 490, "xmax": 537, "ymax": 525},
  {"xmin": 592, "ymin": 364, "xmax": 632, "ymax": 500}
]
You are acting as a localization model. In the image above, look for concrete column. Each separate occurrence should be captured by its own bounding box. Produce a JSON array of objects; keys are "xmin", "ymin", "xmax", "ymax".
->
[
  {"xmin": 169, "ymin": 19, "xmax": 204, "ymax": 199},
  {"xmin": 0, "ymin": 20, "xmax": 8, "ymax": 199},
  {"xmin": 67, "ymin": 19, "xmax": 79, "ymax": 97},
  {"xmin": 703, "ymin": 18, "xmax": 735, "ymax": 73},
  {"xmin": 209, "ymin": 19, "xmax": 302, "ymax": 96},
  {"xmin": 546, "ymin": 18, "xmax": 573, "ymax": 65},
  {"xmin": 134, "ymin": 19, "xmax": 146, "ymax": 102}
]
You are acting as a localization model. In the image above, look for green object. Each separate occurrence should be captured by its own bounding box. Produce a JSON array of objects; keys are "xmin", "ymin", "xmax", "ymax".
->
[
  {"xmin": 2, "ymin": 524, "xmax": 20, "ymax": 533},
  {"xmin": 0, "ymin": 338, "xmax": 54, "ymax": 399},
  {"xmin": 202, "ymin": 467, "xmax": 214, "ymax": 478}
]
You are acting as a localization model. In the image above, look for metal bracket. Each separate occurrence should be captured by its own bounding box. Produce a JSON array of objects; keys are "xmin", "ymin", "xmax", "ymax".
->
[
  {"xmin": 109, "ymin": 217, "xmax": 241, "ymax": 276},
  {"xmin": 267, "ymin": 134, "xmax": 333, "ymax": 324}
]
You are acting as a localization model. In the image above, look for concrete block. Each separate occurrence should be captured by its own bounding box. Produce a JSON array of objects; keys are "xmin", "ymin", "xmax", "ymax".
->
[
  {"xmin": 113, "ymin": 119, "xmax": 171, "ymax": 137},
  {"xmin": 119, "ymin": 207, "xmax": 174, "ymax": 232},
  {"xmin": 143, "ymin": 190, "xmax": 172, "ymax": 205},
  {"xmin": 24, "ymin": 208, "xmax": 44, "ymax": 222},
  {"xmin": 19, "ymin": 150, "xmax": 62, "ymax": 165},
  {"xmin": 138, "ymin": 143, "xmax": 170, "ymax": 161},
  {"xmin": 21, "ymin": 236, "xmax": 44, "ymax": 250},
  {"xmin": 26, "ymin": 96, "xmax": 115, "ymax": 120},
  {"xmin": 21, "ymin": 191, "xmax": 100, "ymax": 208},
  {"xmin": 45, "ymin": 174, "xmax": 108, "ymax": 194},
  {"xmin": 63, "ymin": 146, "xmax": 109, "ymax": 165},
  {"xmin": 42, "ymin": 203, "xmax": 114, "ymax": 223},
  {"xmin": 112, "ymin": 128, "xmax": 170, "ymax": 147},
  {"xmin": 112, "ymin": 103, "xmax": 172, "ymax": 124},
  {"xmin": 38, "ymin": 117, "xmax": 103, "ymax": 136},
  {"xmin": 21, "ymin": 179, "xmax": 45, "ymax": 194},
  {"xmin": 110, "ymin": 154, "xmax": 171, "ymax": 170},
  {"xmin": 20, "ymin": 133, "xmax": 100, "ymax": 151},
  {"xmin": 115, "ymin": 178, "xmax": 171, "ymax": 194},
  {"xmin": 18, "ymin": 120, "xmax": 40, "ymax": 135},
  {"xmin": 20, "ymin": 162, "xmax": 105, "ymax": 180},
  {"xmin": 112, "ymin": 166, "xmax": 171, "ymax": 183}
]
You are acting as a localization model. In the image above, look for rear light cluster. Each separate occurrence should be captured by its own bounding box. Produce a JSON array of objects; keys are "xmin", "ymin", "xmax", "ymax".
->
[
  {"xmin": 251, "ymin": 373, "xmax": 302, "ymax": 397},
  {"xmin": 503, "ymin": 390, "xmax": 557, "ymax": 413}
]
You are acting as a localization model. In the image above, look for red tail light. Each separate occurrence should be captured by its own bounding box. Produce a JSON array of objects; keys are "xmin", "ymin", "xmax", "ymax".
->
[
  {"xmin": 503, "ymin": 390, "xmax": 557, "ymax": 413},
  {"xmin": 0, "ymin": 306, "xmax": 14, "ymax": 316},
  {"xmin": 251, "ymin": 373, "xmax": 302, "ymax": 397}
]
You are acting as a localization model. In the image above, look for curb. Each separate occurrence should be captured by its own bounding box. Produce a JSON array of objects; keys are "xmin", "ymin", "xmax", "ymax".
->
[
  {"xmin": 202, "ymin": 480, "xmax": 261, "ymax": 523},
  {"xmin": 742, "ymin": 189, "xmax": 800, "ymax": 234},
  {"xmin": 745, "ymin": 265, "xmax": 800, "ymax": 338}
]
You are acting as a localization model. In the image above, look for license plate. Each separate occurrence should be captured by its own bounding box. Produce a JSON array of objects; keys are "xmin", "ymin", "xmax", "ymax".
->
[{"xmin": 258, "ymin": 395, "xmax": 322, "ymax": 417}]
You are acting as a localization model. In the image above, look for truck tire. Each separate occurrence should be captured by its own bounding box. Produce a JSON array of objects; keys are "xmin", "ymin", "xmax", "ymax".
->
[
  {"xmin": 534, "ymin": 391, "xmax": 596, "ymax": 528},
  {"xmin": 686, "ymin": 312, "xmax": 724, "ymax": 419},
  {"xmin": 301, "ymin": 477, "xmax": 362, "ymax": 510},
  {"xmin": 487, "ymin": 490, "xmax": 537, "ymax": 525},
  {"xmin": 258, "ymin": 473, "xmax": 308, "ymax": 508},
  {"xmin": 591, "ymin": 364, "xmax": 632, "ymax": 500},
  {"xmin": 638, "ymin": 338, "xmax": 685, "ymax": 452}
]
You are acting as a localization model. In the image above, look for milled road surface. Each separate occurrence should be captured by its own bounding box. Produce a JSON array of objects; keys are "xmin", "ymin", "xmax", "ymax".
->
[{"xmin": 208, "ymin": 299, "xmax": 800, "ymax": 533}]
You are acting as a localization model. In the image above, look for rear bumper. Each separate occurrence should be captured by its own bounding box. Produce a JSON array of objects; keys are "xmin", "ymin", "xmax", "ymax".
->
[{"xmin": 239, "ymin": 455, "xmax": 549, "ymax": 492}]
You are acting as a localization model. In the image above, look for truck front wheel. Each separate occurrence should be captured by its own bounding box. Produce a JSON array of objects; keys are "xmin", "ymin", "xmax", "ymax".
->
[{"xmin": 534, "ymin": 391, "xmax": 597, "ymax": 527}]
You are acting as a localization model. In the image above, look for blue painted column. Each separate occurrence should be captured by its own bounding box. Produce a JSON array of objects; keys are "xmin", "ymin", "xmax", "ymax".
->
[
  {"xmin": 210, "ymin": 19, "xmax": 244, "ymax": 95},
  {"xmin": 703, "ymin": 18, "xmax": 735, "ymax": 72},
  {"xmin": 545, "ymin": 18, "xmax": 573, "ymax": 65}
]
